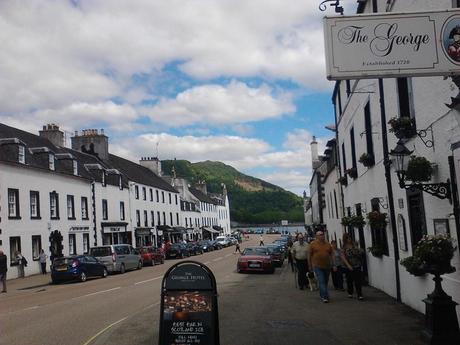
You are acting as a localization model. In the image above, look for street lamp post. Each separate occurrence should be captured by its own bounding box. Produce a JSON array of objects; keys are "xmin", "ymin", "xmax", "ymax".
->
[{"xmin": 389, "ymin": 139, "xmax": 460, "ymax": 344}]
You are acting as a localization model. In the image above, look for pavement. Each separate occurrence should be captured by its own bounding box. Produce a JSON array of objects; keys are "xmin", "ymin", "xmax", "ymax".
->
[{"xmin": 2, "ymin": 245, "xmax": 427, "ymax": 345}]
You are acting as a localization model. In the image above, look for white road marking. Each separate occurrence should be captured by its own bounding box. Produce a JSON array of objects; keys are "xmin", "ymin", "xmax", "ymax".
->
[
  {"xmin": 23, "ymin": 305, "xmax": 39, "ymax": 311},
  {"xmin": 82, "ymin": 317, "xmax": 128, "ymax": 345},
  {"xmin": 72, "ymin": 287, "xmax": 121, "ymax": 300},
  {"xmin": 134, "ymin": 276, "xmax": 162, "ymax": 285},
  {"xmin": 212, "ymin": 257, "xmax": 223, "ymax": 262},
  {"xmin": 142, "ymin": 301, "xmax": 160, "ymax": 311}
]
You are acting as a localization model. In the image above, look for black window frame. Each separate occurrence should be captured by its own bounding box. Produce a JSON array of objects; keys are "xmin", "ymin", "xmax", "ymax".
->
[
  {"xmin": 157, "ymin": 211, "xmax": 161, "ymax": 226},
  {"xmin": 136, "ymin": 210, "xmax": 141, "ymax": 227},
  {"xmin": 30, "ymin": 190, "xmax": 41, "ymax": 219},
  {"xmin": 81, "ymin": 197, "xmax": 89, "ymax": 220},
  {"xmin": 102, "ymin": 199, "xmax": 108, "ymax": 220},
  {"xmin": 144, "ymin": 210, "xmax": 148, "ymax": 227},
  {"xmin": 120, "ymin": 201, "xmax": 125, "ymax": 221},
  {"xmin": 9, "ymin": 236, "xmax": 21, "ymax": 265},
  {"xmin": 370, "ymin": 198, "xmax": 389, "ymax": 256},
  {"xmin": 151, "ymin": 211, "xmax": 155, "ymax": 226},
  {"xmin": 341, "ymin": 142, "xmax": 347, "ymax": 172},
  {"xmin": 69, "ymin": 233, "xmax": 77, "ymax": 255},
  {"xmin": 156, "ymin": 190, "xmax": 159, "ymax": 202},
  {"xmin": 67, "ymin": 195, "xmax": 76, "ymax": 220},
  {"xmin": 8, "ymin": 188, "xmax": 20, "ymax": 219},
  {"xmin": 142, "ymin": 186, "xmax": 146, "ymax": 201},
  {"xmin": 350, "ymin": 127, "xmax": 357, "ymax": 171},
  {"xmin": 83, "ymin": 233, "xmax": 90, "ymax": 254},
  {"xmin": 135, "ymin": 185, "xmax": 139, "ymax": 199},
  {"xmin": 149, "ymin": 188, "xmax": 153, "ymax": 201},
  {"xmin": 32, "ymin": 235, "xmax": 42, "ymax": 261},
  {"xmin": 50, "ymin": 191, "xmax": 60, "ymax": 220},
  {"xmin": 364, "ymin": 101, "xmax": 375, "ymax": 166}
]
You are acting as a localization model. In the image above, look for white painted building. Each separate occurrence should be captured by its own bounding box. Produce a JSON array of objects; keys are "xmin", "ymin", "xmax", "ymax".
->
[
  {"xmin": 0, "ymin": 123, "xmax": 232, "ymax": 278},
  {"xmin": 326, "ymin": 0, "xmax": 460, "ymax": 320}
]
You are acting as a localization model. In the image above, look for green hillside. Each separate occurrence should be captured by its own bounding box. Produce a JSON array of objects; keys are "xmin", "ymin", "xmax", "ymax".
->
[{"xmin": 162, "ymin": 160, "xmax": 304, "ymax": 224}]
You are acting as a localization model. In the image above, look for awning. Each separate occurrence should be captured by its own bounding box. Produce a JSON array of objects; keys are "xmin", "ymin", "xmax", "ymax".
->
[
  {"xmin": 172, "ymin": 226, "xmax": 187, "ymax": 234},
  {"xmin": 156, "ymin": 225, "xmax": 173, "ymax": 231},
  {"xmin": 202, "ymin": 227, "xmax": 219, "ymax": 234},
  {"xmin": 212, "ymin": 225, "xmax": 223, "ymax": 231}
]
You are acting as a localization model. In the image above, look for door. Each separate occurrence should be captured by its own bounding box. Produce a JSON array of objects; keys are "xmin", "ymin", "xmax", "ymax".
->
[
  {"xmin": 407, "ymin": 189, "xmax": 427, "ymax": 249},
  {"xmin": 355, "ymin": 204, "xmax": 368, "ymax": 283}
]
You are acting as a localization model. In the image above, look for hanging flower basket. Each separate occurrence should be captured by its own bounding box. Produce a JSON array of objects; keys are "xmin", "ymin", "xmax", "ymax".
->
[
  {"xmin": 345, "ymin": 167, "xmax": 358, "ymax": 179},
  {"xmin": 405, "ymin": 156, "xmax": 433, "ymax": 182},
  {"xmin": 388, "ymin": 117, "xmax": 416, "ymax": 139},
  {"xmin": 359, "ymin": 153, "xmax": 375, "ymax": 167},
  {"xmin": 366, "ymin": 211, "xmax": 388, "ymax": 230},
  {"xmin": 368, "ymin": 245, "xmax": 385, "ymax": 258},
  {"xmin": 341, "ymin": 215, "xmax": 366, "ymax": 228},
  {"xmin": 338, "ymin": 176, "xmax": 348, "ymax": 186},
  {"xmin": 401, "ymin": 235, "xmax": 456, "ymax": 277}
]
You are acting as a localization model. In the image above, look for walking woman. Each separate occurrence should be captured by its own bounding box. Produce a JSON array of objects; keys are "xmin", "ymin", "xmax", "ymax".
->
[
  {"xmin": 330, "ymin": 240, "xmax": 344, "ymax": 290},
  {"xmin": 341, "ymin": 233, "xmax": 365, "ymax": 300}
]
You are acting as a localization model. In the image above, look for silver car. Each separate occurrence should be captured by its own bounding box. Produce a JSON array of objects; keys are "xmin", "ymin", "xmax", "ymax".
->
[{"xmin": 89, "ymin": 244, "xmax": 142, "ymax": 274}]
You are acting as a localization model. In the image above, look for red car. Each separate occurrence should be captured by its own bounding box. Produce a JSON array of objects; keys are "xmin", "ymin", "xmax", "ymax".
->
[
  {"xmin": 138, "ymin": 246, "xmax": 165, "ymax": 266},
  {"xmin": 237, "ymin": 246, "xmax": 275, "ymax": 274}
]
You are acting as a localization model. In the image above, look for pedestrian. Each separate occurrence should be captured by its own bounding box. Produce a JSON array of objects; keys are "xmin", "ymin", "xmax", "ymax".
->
[
  {"xmin": 291, "ymin": 234, "xmax": 310, "ymax": 290},
  {"xmin": 39, "ymin": 249, "xmax": 48, "ymax": 274},
  {"xmin": 341, "ymin": 233, "xmax": 365, "ymax": 300},
  {"xmin": 308, "ymin": 231, "xmax": 333, "ymax": 303},
  {"xmin": 259, "ymin": 235, "xmax": 264, "ymax": 246},
  {"xmin": 15, "ymin": 251, "xmax": 26, "ymax": 278},
  {"xmin": 330, "ymin": 240, "xmax": 344, "ymax": 291},
  {"xmin": 0, "ymin": 250, "xmax": 7, "ymax": 293},
  {"xmin": 234, "ymin": 241, "xmax": 241, "ymax": 254},
  {"xmin": 287, "ymin": 239, "xmax": 295, "ymax": 272}
]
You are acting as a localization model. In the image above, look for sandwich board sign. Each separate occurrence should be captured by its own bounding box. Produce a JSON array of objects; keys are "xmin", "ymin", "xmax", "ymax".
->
[
  {"xmin": 324, "ymin": 9, "xmax": 460, "ymax": 80},
  {"xmin": 158, "ymin": 261, "xmax": 220, "ymax": 345}
]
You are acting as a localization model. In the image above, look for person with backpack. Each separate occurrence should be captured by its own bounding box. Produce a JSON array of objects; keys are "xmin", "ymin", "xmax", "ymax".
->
[{"xmin": 15, "ymin": 251, "xmax": 27, "ymax": 278}]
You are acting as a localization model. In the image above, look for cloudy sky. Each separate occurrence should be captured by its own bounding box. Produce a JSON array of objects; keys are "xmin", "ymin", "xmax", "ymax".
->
[{"xmin": 0, "ymin": 0, "xmax": 358, "ymax": 195}]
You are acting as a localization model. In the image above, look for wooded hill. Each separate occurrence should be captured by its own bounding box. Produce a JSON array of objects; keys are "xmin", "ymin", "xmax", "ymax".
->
[{"xmin": 161, "ymin": 160, "xmax": 304, "ymax": 224}]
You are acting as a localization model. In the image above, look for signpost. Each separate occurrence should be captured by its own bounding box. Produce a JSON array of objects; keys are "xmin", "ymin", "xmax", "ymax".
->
[
  {"xmin": 323, "ymin": 9, "xmax": 460, "ymax": 80},
  {"xmin": 159, "ymin": 261, "xmax": 220, "ymax": 345}
]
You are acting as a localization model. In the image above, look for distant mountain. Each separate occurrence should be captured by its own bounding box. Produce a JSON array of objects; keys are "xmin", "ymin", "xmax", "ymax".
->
[{"xmin": 161, "ymin": 160, "xmax": 304, "ymax": 225}]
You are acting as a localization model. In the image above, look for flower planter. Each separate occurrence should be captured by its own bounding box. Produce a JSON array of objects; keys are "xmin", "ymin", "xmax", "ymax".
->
[
  {"xmin": 359, "ymin": 153, "xmax": 375, "ymax": 167},
  {"xmin": 368, "ymin": 246, "xmax": 384, "ymax": 258},
  {"xmin": 388, "ymin": 117, "xmax": 416, "ymax": 139},
  {"xmin": 366, "ymin": 211, "xmax": 388, "ymax": 230},
  {"xmin": 405, "ymin": 156, "xmax": 433, "ymax": 182},
  {"xmin": 338, "ymin": 176, "xmax": 348, "ymax": 186},
  {"xmin": 345, "ymin": 167, "xmax": 358, "ymax": 179}
]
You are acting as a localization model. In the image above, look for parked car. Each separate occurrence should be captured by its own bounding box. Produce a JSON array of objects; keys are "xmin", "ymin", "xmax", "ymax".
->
[
  {"xmin": 51, "ymin": 255, "xmax": 108, "ymax": 283},
  {"xmin": 138, "ymin": 246, "xmax": 165, "ymax": 266},
  {"xmin": 165, "ymin": 243, "xmax": 190, "ymax": 259},
  {"xmin": 89, "ymin": 244, "xmax": 143, "ymax": 274},
  {"xmin": 227, "ymin": 237, "xmax": 238, "ymax": 245},
  {"xmin": 198, "ymin": 240, "xmax": 214, "ymax": 252},
  {"xmin": 216, "ymin": 236, "xmax": 231, "ymax": 247},
  {"xmin": 266, "ymin": 244, "xmax": 285, "ymax": 267},
  {"xmin": 186, "ymin": 242, "xmax": 203, "ymax": 256},
  {"xmin": 209, "ymin": 240, "xmax": 223, "ymax": 250},
  {"xmin": 237, "ymin": 247, "xmax": 275, "ymax": 274}
]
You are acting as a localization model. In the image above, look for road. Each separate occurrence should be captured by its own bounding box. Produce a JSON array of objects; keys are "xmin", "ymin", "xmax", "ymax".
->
[{"xmin": 0, "ymin": 235, "xmax": 426, "ymax": 345}]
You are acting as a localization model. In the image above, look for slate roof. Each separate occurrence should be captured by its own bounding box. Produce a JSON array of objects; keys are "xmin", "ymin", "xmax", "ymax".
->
[
  {"xmin": 108, "ymin": 154, "xmax": 178, "ymax": 193},
  {"xmin": 189, "ymin": 187, "xmax": 216, "ymax": 204}
]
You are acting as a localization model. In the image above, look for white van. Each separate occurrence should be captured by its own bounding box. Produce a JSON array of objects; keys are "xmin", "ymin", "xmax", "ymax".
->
[{"xmin": 215, "ymin": 236, "xmax": 230, "ymax": 247}]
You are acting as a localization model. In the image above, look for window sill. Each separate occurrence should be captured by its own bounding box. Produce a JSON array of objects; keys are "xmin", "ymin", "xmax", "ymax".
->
[
  {"xmin": 68, "ymin": 217, "xmax": 76, "ymax": 220},
  {"xmin": 31, "ymin": 216, "xmax": 42, "ymax": 220},
  {"xmin": 8, "ymin": 216, "xmax": 22, "ymax": 220},
  {"xmin": 51, "ymin": 217, "xmax": 60, "ymax": 220},
  {"xmin": 82, "ymin": 217, "xmax": 89, "ymax": 221}
]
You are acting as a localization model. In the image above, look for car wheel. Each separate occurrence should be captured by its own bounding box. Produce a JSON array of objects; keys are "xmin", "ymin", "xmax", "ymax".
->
[
  {"xmin": 80, "ymin": 272, "xmax": 87, "ymax": 282},
  {"xmin": 102, "ymin": 268, "xmax": 108, "ymax": 278},
  {"xmin": 137, "ymin": 261, "xmax": 143, "ymax": 270},
  {"xmin": 120, "ymin": 264, "xmax": 126, "ymax": 274}
]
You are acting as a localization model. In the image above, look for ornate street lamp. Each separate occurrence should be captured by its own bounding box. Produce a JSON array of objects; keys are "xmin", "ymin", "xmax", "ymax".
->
[
  {"xmin": 318, "ymin": 0, "xmax": 344, "ymax": 15},
  {"xmin": 389, "ymin": 140, "xmax": 452, "ymax": 202}
]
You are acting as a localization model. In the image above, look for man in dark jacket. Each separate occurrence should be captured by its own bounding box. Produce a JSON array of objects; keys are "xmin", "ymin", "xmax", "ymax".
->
[{"xmin": 0, "ymin": 250, "xmax": 7, "ymax": 293}]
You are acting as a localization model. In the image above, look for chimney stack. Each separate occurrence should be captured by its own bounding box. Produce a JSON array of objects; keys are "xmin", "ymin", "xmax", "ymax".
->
[
  {"xmin": 39, "ymin": 124, "xmax": 65, "ymax": 147},
  {"xmin": 71, "ymin": 129, "xmax": 109, "ymax": 161},
  {"xmin": 139, "ymin": 156, "xmax": 162, "ymax": 176},
  {"xmin": 311, "ymin": 136, "xmax": 320, "ymax": 169}
]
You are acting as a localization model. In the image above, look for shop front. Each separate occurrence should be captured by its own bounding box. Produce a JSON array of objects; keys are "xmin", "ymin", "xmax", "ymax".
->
[
  {"xmin": 135, "ymin": 228, "xmax": 155, "ymax": 247},
  {"xmin": 202, "ymin": 227, "xmax": 219, "ymax": 240},
  {"xmin": 68, "ymin": 226, "xmax": 90, "ymax": 254},
  {"xmin": 101, "ymin": 222, "xmax": 130, "ymax": 245}
]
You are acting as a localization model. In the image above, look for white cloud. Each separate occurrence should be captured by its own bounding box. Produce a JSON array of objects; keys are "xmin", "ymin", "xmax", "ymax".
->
[
  {"xmin": 0, "ymin": 0, "xmax": 332, "ymax": 116},
  {"xmin": 258, "ymin": 170, "xmax": 311, "ymax": 195},
  {"xmin": 140, "ymin": 81, "xmax": 295, "ymax": 126}
]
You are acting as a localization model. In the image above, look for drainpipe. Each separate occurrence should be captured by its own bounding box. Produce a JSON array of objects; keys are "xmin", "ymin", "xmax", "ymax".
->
[{"xmin": 378, "ymin": 78, "xmax": 401, "ymax": 302}]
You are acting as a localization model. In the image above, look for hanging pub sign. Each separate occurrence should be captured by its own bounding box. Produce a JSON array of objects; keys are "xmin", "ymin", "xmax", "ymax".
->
[
  {"xmin": 323, "ymin": 9, "xmax": 460, "ymax": 80},
  {"xmin": 158, "ymin": 261, "xmax": 219, "ymax": 345}
]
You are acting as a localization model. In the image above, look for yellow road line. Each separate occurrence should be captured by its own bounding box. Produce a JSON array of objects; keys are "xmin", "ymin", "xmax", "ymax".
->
[{"xmin": 82, "ymin": 317, "xmax": 127, "ymax": 345}]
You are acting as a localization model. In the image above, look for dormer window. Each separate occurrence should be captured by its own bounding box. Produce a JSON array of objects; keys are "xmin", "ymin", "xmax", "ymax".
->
[
  {"xmin": 49, "ymin": 154, "xmax": 55, "ymax": 171},
  {"xmin": 18, "ymin": 146, "xmax": 25, "ymax": 164},
  {"xmin": 73, "ymin": 160, "xmax": 78, "ymax": 175}
]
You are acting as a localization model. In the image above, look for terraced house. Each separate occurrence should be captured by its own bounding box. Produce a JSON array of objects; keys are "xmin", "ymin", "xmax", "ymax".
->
[{"xmin": 0, "ymin": 123, "xmax": 230, "ymax": 279}]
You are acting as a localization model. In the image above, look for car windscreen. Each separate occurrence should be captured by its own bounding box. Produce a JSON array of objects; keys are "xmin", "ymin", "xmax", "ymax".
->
[
  {"xmin": 266, "ymin": 246, "xmax": 281, "ymax": 253},
  {"xmin": 89, "ymin": 247, "xmax": 111, "ymax": 257},
  {"xmin": 243, "ymin": 248, "xmax": 268, "ymax": 256}
]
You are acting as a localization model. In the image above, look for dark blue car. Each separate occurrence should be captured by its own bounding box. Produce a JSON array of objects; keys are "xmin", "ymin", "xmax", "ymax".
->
[{"xmin": 51, "ymin": 255, "xmax": 108, "ymax": 283}]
